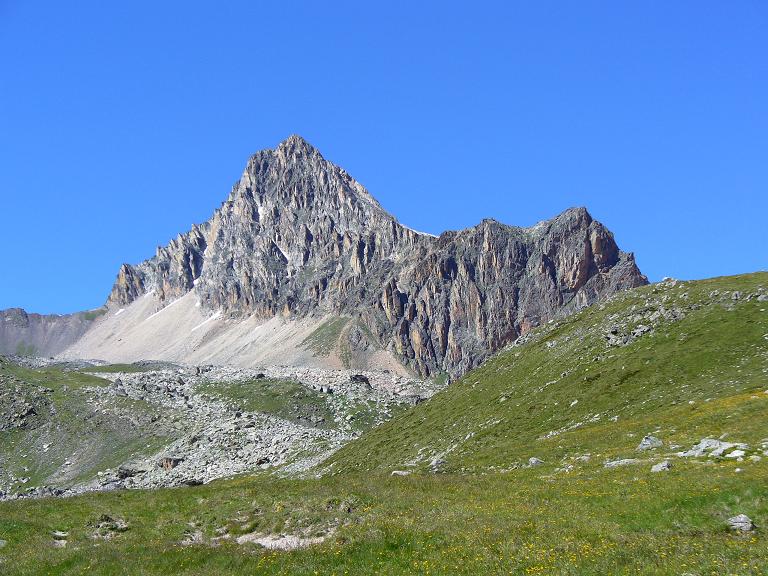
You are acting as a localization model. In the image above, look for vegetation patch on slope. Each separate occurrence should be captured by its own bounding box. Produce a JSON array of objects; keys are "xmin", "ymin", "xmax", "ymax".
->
[
  {"xmin": 0, "ymin": 362, "xmax": 174, "ymax": 494},
  {"xmin": 301, "ymin": 317, "xmax": 349, "ymax": 357},
  {"xmin": 197, "ymin": 378, "xmax": 337, "ymax": 429}
]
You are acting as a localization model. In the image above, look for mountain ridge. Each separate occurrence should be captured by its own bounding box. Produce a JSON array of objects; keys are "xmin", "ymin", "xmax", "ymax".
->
[
  {"xmin": 0, "ymin": 308, "xmax": 103, "ymax": 357},
  {"xmin": 95, "ymin": 135, "xmax": 647, "ymax": 377}
]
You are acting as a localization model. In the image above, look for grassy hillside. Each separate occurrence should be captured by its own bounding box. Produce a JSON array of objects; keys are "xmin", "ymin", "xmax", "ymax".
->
[
  {"xmin": 0, "ymin": 464, "xmax": 764, "ymax": 575},
  {"xmin": 0, "ymin": 273, "xmax": 766, "ymax": 575},
  {"xmin": 326, "ymin": 272, "xmax": 768, "ymax": 474},
  {"xmin": 0, "ymin": 362, "xmax": 172, "ymax": 492}
]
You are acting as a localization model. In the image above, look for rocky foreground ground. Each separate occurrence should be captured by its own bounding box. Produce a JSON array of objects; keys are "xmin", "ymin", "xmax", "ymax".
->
[{"xmin": 0, "ymin": 358, "xmax": 435, "ymax": 500}]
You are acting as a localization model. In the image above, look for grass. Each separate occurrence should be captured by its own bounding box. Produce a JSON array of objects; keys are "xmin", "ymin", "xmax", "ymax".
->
[
  {"xmin": 1, "ymin": 273, "xmax": 767, "ymax": 574},
  {"xmin": 196, "ymin": 378, "xmax": 336, "ymax": 429},
  {"xmin": 80, "ymin": 363, "xmax": 154, "ymax": 374},
  {"xmin": 326, "ymin": 272, "xmax": 768, "ymax": 473},
  {"xmin": 0, "ymin": 465, "xmax": 764, "ymax": 575},
  {"xmin": 80, "ymin": 308, "xmax": 107, "ymax": 322},
  {"xmin": 301, "ymin": 317, "xmax": 349, "ymax": 357},
  {"xmin": 0, "ymin": 363, "xmax": 171, "ymax": 491},
  {"xmin": 13, "ymin": 342, "xmax": 37, "ymax": 357}
]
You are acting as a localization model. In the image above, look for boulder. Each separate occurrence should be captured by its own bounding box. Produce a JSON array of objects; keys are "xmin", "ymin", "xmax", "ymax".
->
[
  {"xmin": 430, "ymin": 458, "xmax": 446, "ymax": 470},
  {"xmin": 637, "ymin": 435, "xmax": 663, "ymax": 451},
  {"xmin": 604, "ymin": 458, "xmax": 640, "ymax": 468},
  {"xmin": 350, "ymin": 374, "xmax": 371, "ymax": 387},
  {"xmin": 678, "ymin": 438, "xmax": 748, "ymax": 458},
  {"xmin": 117, "ymin": 464, "xmax": 147, "ymax": 479},
  {"xmin": 728, "ymin": 514, "xmax": 755, "ymax": 532},
  {"xmin": 158, "ymin": 456, "xmax": 184, "ymax": 471}
]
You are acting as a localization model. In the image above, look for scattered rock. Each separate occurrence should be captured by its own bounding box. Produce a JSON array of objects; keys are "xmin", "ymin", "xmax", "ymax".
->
[
  {"xmin": 678, "ymin": 438, "xmax": 748, "ymax": 458},
  {"xmin": 181, "ymin": 529, "xmax": 204, "ymax": 546},
  {"xmin": 117, "ymin": 463, "xmax": 146, "ymax": 479},
  {"xmin": 391, "ymin": 470, "xmax": 411, "ymax": 476},
  {"xmin": 90, "ymin": 514, "xmax": 129, "ymax": 539},
  {"xmin": 350, "ymin": 374, "xmax": 371, "ymax": 386},
  {"xmin": 0, "ymin": 359, "xmax": 460, "ymax": 500},
  {"xmin": 51, "ymin": 530, "xmax": 68, "ymax": 547},
  {"xmin": 728, "ymin": 514, "xmax": 755, "ymax": 532},
  {"xmin": 236, "ymin": 531, "xmax": 330, "ymax": 550},
  {"xmin": 528, "ymin": 457, "xmax": 545, "ymax": 467},
  {"xmin": 604, "ymin": 458, "xmax": 640, "ymax": 468},
  {"xmin": 158, "ymin": 456, "xmax": 185, "ymax": 471},
  {"xmin": 651, "ymin": 460, "xmax": 671, "ymax": 472},
  {"xmin": 725, "ymin": 449, "xmax": 746, "ymax": 459},
  {"xmin": 637, "ymin": 435, "xmax": 663, "ymax": 451}
]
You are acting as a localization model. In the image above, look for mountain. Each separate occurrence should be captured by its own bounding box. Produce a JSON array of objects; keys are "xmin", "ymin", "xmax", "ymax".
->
[
  {"xmin": 0, "ymin": 308, "xmax": 103, "ymax": 357},
  {"xmin": 65, "ymin": 135, "xmax": 646, "ymax": 377}
]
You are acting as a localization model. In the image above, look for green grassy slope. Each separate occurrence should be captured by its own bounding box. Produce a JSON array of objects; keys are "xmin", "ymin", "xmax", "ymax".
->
[
  {"xmin": 0, "ymin": 273, "xmax": 766, "ymax": 575},
  {"xmin": 0, "ymin": 363, "xmax": 172, "ymax": 492},
  {"xmin": 0, "ymin": 459, "xmax": 764, "ymax": 575},
  {"xmin": 196, "ymin": 377, "xmax": 408, "ymax": 434},
  {"xmin": 326, "ymin": 273, "xmax": 768, "ymax": 474},
  {"xmin": 197, "ymin": 378, "xmax": 337, "ymax": 427}
]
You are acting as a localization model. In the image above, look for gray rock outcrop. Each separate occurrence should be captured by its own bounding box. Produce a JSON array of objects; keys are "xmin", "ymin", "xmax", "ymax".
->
[
  {"xmin": 637, "ymin": 435, "xmax": 663, "ymax": 451},
  {"xmin": 728, "ymin": 514, "xmax": 755, "ymax": 532}
]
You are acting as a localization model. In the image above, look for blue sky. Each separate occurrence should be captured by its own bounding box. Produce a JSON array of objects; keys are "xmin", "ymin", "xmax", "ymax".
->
[{"xmin": 1, "ymin": 1, "xmax": 766, "ymax": 314}]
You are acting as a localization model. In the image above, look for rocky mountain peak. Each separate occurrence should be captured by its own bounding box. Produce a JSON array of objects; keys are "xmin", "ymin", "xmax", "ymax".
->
[
  {"xmin": 275, "ymin": 133, "xmax": 318, "ymax": 156},
  {"xmin": 104, "ymin": 137, "xmax": 647, "ymax": 377}
]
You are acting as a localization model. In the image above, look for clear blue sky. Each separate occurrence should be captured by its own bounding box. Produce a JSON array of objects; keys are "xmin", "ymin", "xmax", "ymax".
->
[{"xmin": 1, "ymin": 1, "xmax": 766, "ymax": 313}]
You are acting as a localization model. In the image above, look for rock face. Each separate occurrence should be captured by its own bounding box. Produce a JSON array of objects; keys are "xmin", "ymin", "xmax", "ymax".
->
[
  {"xmin": 106, "ymin": 135, "xmax": 647, "ymax": 378},
  {"xmin": 0, "ymin": 308, "xmax": 102, "ymax": 356}
]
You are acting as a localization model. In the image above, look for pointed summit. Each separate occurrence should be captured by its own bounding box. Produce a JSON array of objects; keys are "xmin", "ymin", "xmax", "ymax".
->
[{"xmin": 275, "ymin": 134, "xmax": 319, "ymax": 158}]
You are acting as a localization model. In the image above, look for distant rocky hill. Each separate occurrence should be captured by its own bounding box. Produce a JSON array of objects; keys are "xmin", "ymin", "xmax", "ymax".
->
[
  {"xmin": 0, "ymin": 308, "xmax": 102, "ymax": 357},
  {"xmin": 66, "ymin": 135, "xmax": 646, "ymax": 377}
]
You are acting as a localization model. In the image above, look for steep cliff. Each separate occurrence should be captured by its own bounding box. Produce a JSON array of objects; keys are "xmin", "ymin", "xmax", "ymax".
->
[{"xmin": 104, "ymin": 135, "xmax": 647, "ymax": 377}]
